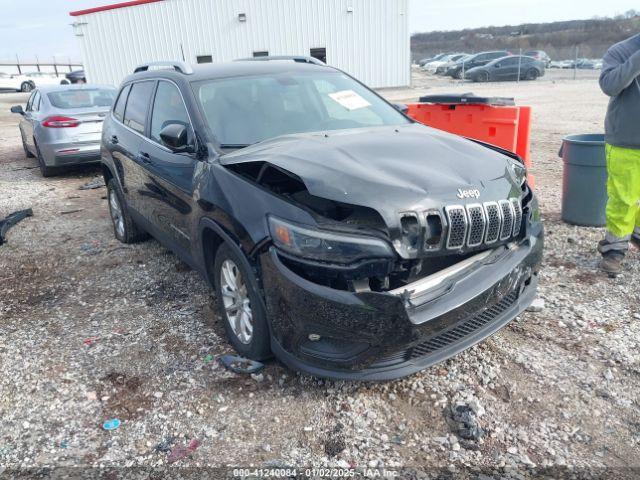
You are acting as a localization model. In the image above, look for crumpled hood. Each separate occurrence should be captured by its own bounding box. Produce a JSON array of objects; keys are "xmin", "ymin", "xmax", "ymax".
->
[{"xmin": 221, "ymin": 124, "xmax": 523, "ymax": 226}]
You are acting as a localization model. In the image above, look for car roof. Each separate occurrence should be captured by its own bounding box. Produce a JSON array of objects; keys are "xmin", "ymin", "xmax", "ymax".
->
[
  {"xmin": 486, "ymin": 55, "xmax": 534, "ymax": 64},
  {"xmin": 122, "ymin": 60, "xmax": 333, "ymax": 84},
  {"xmin": 36, "ymin": 84, "xmax": 116, "ymax": 93}
]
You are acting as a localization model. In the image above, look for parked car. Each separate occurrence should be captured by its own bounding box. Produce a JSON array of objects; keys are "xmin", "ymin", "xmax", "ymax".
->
[
  {"xmin": 66, "ymin": 70, "xmax": 87, "ymax": 84},
  {"xmin": 422, "ymin": 53, "xmax": 466, "ymax": 74},
  {"xmin": 10, "ymin": 84, "xmax": 116, "ymax": 176},
  {"xmin": 548, "ymin": 60, "xmax": 568, "ymax": 69},
  {"xmin": 99, "ymin": 59, "xmax": 543, "ymax": 380},
  {"xmin": 23, "ymin": 72, "xmax": 67, "ymax": 87},
  {"xmin": 523, "ymin": 50, "xmax": 551, "ymax": 67},
  {"xmin": 417, "ymin": 53, "xmax": 446, "ymax": 67},
  {"xmin": 0, "ymin": 72, "xmax": 34, "ymax": 92},
  {"xmin": 446, "ymin": 51, "xmax": 511, "ymax": 79},
  {"xmin": 465, "ymin": 56, "xmax": 546, "ymax": 82},
  {"xmin": 436, "ymin": 54, "xmax": 472, "ymax": 75},
  {"xmin": 576, "ymin": 59, "xmax": 603, "ymax": 70}
]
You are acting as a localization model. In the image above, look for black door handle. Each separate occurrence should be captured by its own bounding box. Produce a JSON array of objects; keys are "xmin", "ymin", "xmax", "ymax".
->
[
  {"xmin": 138, "ymin": 151, "xmax": 151, "ymax": 163},
  {"xmin": 110, "ymin": 135, "xmax": 119, "ymax": 145}
]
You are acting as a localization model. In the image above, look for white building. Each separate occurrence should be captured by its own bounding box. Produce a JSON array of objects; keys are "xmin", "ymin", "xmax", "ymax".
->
[{"xmin": 70, "ymin": 0, "xmax": 410, "ymax": 88}]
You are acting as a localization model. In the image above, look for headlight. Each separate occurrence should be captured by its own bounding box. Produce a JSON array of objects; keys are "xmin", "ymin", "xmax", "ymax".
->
[
  {"xmin": 508, "ymin": 160, "xmax": 527, "ymax": 186},
  {"xmin": 268, "ymin": 216, "xmax": 394, "ymax": 264}
]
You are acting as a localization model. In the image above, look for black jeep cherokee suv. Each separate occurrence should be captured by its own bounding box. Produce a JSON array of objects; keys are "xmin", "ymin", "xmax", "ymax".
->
[{"xmin": 102, "ymin": 59, "xmax": 543, "ymax": 380}]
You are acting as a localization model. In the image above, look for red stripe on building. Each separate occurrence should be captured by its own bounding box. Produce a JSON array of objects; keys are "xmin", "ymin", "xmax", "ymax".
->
[{"xmin": 70, "ymin": 0, "xmax": 163, "ymax": 17}]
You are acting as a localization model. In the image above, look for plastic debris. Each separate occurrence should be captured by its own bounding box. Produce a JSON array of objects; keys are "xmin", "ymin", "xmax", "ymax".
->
[
  {"xmin": 79, "ymin": 177, "xmax": 106, "ymax": 190},
  {"xmin": 102, "ymin": 418, "xmax": 121, "ymax": 431},
  {"xmin": 0, "ymin": 208, "xmax": 33, "ymax": 246},
  {"xmin": 218, "ymin": 354, "xmax": 264, "ymax": 375},
  {"xmin": 83, "ymin": 337, "xmax": 100, "ymax": 346},
  {"xmin": 59, "ymin": 439, "xmax": 69, "ymax": 449},
  {"xmin": 203, "ymin": 354, "xmax": 214, "ymax": 363},
  {"xmin": 167, "ymin": 438, "xmax": 201, "ymax": 464}
]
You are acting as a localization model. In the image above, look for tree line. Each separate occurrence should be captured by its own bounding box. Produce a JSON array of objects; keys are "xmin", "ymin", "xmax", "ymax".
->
[{"xmin": 412, "ymin": 11, "xmax": 640, "ymax": 61}]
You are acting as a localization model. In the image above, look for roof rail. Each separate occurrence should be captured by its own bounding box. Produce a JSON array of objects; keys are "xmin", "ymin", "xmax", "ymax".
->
[
  {"xmin": 235, "ymin": 55, "xmax": 326, "ymax": 66},
  {"xmin": 133, "ymin": 61, "xmax": 194, "ymax": 75}
]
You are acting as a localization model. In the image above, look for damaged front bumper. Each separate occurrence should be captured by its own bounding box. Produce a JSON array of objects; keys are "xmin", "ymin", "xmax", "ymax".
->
[{"xmin": 260, "ymin": 222, "xmax": 543, "ymax": 381}]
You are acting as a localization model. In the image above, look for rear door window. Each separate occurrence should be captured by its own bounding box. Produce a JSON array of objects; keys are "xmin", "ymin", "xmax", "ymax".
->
[
  {"xmin": 123, "ymin": 81, "xmax": 155, "ymax": 134},
  {"xmin": 500, "ymin": 58, "xmax": 518, "ymax": 66},
  {"xmin": 149, "ymin": 81, "xmax": 190, "ymax": 144},
  {"xmin": 113, "ymin": 84, "xmax": 130, "ymax": 122}
]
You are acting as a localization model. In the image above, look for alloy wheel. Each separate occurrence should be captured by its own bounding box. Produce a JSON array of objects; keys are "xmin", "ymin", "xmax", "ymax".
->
[
  {"xmin": 109, "ymin": 189, "xmax": 125, "ymax": 238},
  {"xmin": 220, "ymin": 259, "xmax": 253, "ymax": 344}
]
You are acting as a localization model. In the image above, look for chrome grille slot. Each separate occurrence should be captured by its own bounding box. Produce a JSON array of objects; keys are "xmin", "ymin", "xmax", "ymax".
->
[
  {"xmin": 499, "ymin": 200, "xmax": 515, "ymax": 240},
  {"xmin": 466, "ymin": 204, "xmax": 486, "ymax": 247},
  {"xmin": 445, "ymin": 206, "xmax": 467, "ymax": 250},
  {"xmin": 511, "ymin": 198, "xmax": 523, "ymax": 236},
  {"xmin": 483, "ymin": 202, "xmax": 501, "ymax": 244}
]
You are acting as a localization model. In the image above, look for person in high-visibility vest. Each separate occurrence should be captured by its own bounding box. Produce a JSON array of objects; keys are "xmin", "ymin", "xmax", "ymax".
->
[{"xmin": 598, "ymin": 33, "xmax": 640, "ymax": 277}]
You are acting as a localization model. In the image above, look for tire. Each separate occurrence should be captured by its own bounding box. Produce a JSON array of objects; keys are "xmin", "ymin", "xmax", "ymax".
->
[
  {"xmin": 34, "ymin": 141, "xmax": 56, "ymax": 177},
  {"xmin": 20, "ymin": 82, "xmax": 33, "ymax": 93},
  {"xmin": 20, "ymin": 129, "xmax": 34, "ymax": 158},
  {"xmin": 213, "ymin": 243, "xmax": 271, "ymax": 360},
  {"xmin": 60, "ymin": 80, "xmax": 70, "ymax": 85},
  {"xmin": 106, "ymin": 179, "xmax": 149, "ymax": 243},
  {"xmin": 525, "ymin": 69, "xmax": 539, "ymax": 81},
  {"xmin": 454, "ymin": 70, "xmax": 463, "ymax": 79},
  {"xmin": 477, "ymin": 71, "xmax": 490, "ymax": 83}
]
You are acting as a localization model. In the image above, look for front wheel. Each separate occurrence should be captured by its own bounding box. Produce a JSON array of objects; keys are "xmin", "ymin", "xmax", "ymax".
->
[
  {"xmin": 213, "ymin": 243, "xmax": 271, "ymax": 360},
  {"xmin": 474, "ymin": 72, "xmax": 489, "ymax": 83}
]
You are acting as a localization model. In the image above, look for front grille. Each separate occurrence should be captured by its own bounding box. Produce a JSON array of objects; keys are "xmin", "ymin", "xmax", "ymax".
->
[
  {"xmin": 445, "ymin": 206, "xmax": 467, "ymax": 249},
  {"xmin": 408, "ymin": 290, "xmax": 519, "ymax": 359},
  {"xmin": 483, "ymin": 202, "xmax": 501, "ymax": 244},
  {"xmin": 499, "ymin": 200, "xmax": 515, "ymax": 240},
  {"xmin": 466, "ymin": 204, "xmax": 486, "ymax": 247},
  {"xmin": 511, "ymin": 198, "xmax": 523, "ymax": 236},
  {"xmin": 399, "ymin": 197, "xmax": 523, "ymax": 255}
]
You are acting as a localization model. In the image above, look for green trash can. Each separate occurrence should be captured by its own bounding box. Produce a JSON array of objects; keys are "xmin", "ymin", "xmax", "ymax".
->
[{"xmin": 558, "ymin": 134, "xmax": 608, "ymax": 227}]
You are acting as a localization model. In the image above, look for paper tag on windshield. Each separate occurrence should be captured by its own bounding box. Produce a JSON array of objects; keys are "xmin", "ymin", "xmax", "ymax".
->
[{"xmin": 328, "ymin": 90, "xmax": 371, "ymax": 111}]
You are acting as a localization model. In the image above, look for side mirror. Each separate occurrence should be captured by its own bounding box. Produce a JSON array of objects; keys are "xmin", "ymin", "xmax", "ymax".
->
[
  {"xmin": 10, "ymin": 105, "xmax": 24, "ymax": 115},
  {"xmin": 159, "ymin": 123, "xmax": 190, "ymax": 152},
  {"xmin": 494, "ymin": 64, "xmax": 501, "ymax": 68},
  {"xmin": 393, "ymin": 103, "xmax": 409, "ymax": 114}
]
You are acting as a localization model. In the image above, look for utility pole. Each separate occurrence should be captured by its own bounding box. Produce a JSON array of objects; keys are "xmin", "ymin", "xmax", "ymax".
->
[{"xmin": 517, "ymin": 48, "xmax": 522, "ymax": 83}]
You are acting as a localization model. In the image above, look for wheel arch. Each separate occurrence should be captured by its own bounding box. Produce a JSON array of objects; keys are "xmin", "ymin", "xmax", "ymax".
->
[
  {"xmin": 101, "ymin": 162, "xmax": 115, "ymax": 185},
  {"xmin": 198, "ymin": 217, "xmax": 257, "ymax": 289}
]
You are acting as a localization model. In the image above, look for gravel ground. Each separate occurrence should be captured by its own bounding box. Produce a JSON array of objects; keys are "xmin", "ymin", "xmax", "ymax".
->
[{"xmin": 0, "ymin": 69, "xmax": 639, "ymax": 478}]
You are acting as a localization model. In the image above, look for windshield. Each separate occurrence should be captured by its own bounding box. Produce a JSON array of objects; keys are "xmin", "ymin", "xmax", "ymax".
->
[
  {"xmin": 47, "ymin": 89, "xmax": 116, "ymax": 109},
  {"xmin": 193, "ymin": 70, "xmax": 410, "ymax": 147}
]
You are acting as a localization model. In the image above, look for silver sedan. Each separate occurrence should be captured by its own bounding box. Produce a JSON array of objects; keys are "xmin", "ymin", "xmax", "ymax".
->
[{"xmin": 11, "ymin": 84, "xmax": 116, "ymax": 176}]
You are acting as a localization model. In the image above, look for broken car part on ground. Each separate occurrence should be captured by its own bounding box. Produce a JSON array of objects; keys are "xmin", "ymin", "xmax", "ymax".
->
[
  {"xmin": 0, "ymin": 208, "xmax": 32, "ymax": 246},
  {"xmin": 100, "ymin": 59, "xmax": 543, "ymax": 380}
]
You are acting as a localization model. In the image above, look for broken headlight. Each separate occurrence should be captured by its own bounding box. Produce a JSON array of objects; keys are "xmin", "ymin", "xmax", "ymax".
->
[{"xmin": 268, "ymin": 216, "xmax": 394, "ymax": 264}]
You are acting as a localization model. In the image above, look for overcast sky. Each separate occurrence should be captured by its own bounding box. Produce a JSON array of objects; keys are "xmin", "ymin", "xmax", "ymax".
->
[{"xmin": 0, "ymin": 0, "xmax": 638, "ymax": 61}]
